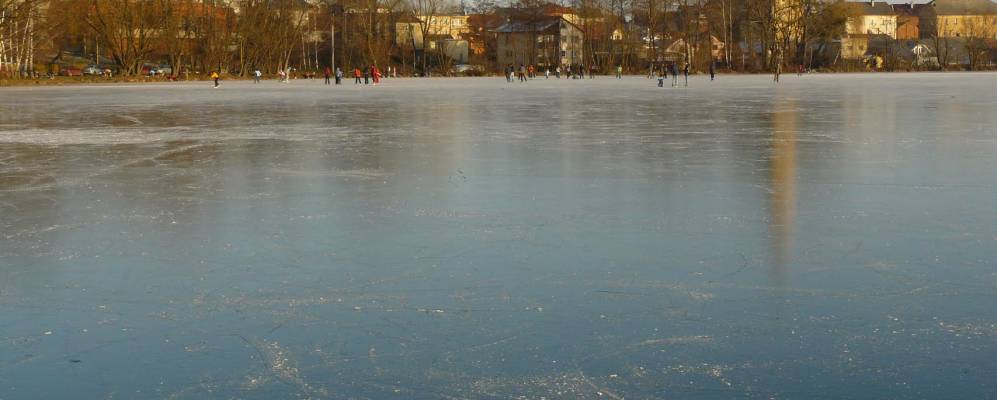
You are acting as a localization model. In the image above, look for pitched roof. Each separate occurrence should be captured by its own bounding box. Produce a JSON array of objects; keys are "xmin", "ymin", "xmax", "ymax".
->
[
  {"xmin": 929, "ymin": 0, "xmax": 997, "ymax": 14},
  {"xmin": 492, "ymin": 16, "xmax": 579, "ymax": 33},
  {"xmin": 848, "ymin": 1, "xmax": 899, "ymax": 15}
]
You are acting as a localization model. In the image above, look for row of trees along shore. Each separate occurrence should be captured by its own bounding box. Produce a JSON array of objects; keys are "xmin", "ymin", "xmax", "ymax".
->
[{"xmin": 0, "ymin": 0, "xmax": 985, "ymax": 79}]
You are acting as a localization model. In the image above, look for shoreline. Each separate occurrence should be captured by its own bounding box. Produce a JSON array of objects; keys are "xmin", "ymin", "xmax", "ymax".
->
[{"xmin": 1, "ymin": 70, "xmax": 987, "ymax": 88}]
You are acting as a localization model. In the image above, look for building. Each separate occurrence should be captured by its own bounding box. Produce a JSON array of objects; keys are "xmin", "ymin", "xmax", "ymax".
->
[
  {"xmin": 396, "ymin": 14, "xmax": 470, "ymax": 48},
  {"xmin": 846, "ymin": 1, "xmax": 898, "ymax": 38},
  {"xmin": 841, "ymin": 34, "xmax": 871, "ymax": 59},
  {"xmin": 395, "ymin": 14, "xmax": 471, "ymax": 64},
  {"xmin": 893, "ymin": 4, "xmax": 923, "ymax": 40},
  {"xmin": 493, "ymin": 16, "xmax": 584, "ymax": 68},
  {"xmin": 920, "ymin": 0, "xmax": 997, "ymax": 39},
  {"xmin": 495, "ymin": 3, "xmax": 581, "ymax": 26},
  {"xmin": 467, "ymin": 14, "xmax": 503, "ymax": 58}
]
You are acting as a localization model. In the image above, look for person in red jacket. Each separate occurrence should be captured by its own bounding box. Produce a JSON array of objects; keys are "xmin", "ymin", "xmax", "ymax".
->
[
  {"xmin": 354, "ymin": 67, "xmax": 362, "ymax": 84},
  {"xmin": 372, "ymin": 65, "xmax": 381, "ymax": 85},
  {"xmin": 323, "ymin": 66, "xmax": 331, "ymax": 85}
]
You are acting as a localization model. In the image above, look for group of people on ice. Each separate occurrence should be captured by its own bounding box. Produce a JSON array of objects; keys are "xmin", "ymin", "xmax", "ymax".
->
[
  {"xmin": 502, "ymin": 61, "xmax": 719, "ymax": 85},
  {"xmin": 352, "ymin": 65, "xmax": 388, "ymax": 85},
  {"xmin": 504, "ymin": 64, "xmax": 606, "ymax": 82},
  {"xmin": 650, "ymin": 60, "xmax": 719, "ymax": 87},
  {"xmin": 210, "ymin": 64, "xmax": 396, "ymax": 87}
]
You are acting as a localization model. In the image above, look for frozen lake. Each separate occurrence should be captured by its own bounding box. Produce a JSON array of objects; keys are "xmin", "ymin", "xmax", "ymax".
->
[{"xmin": 2, "ymin": 73, "xmax": 996, "ymax": 399}]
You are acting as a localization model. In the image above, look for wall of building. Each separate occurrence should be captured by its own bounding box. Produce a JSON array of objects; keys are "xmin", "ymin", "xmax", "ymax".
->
[
  {"xmin": 896, "ymin": 15, "xmax": 920, "ymax": 40},
  {"xmin": 495, "ymin": 20, "xmax": 584, "ymax": 68},
  {"xmin": 558, "ymin": 22, "xmax": 584, "ymax": 66},
  {"xmin": 496, "ymin": 33, "xmax": 535, "ymax": 66},
  {"xmin": 841, "ymin": 36, "xmax": 869, "ymax": 59},
  {"xmin": 937, "ymin": 15, "xmax": 997, "ymax": 39},
  {"xmin": 847, "ymin": 15, "xmax": 898, "ymax": 38}
]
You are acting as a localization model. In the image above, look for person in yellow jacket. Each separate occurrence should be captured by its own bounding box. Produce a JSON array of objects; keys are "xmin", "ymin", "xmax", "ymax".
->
[{"xmin": 211, "ymin": 71, "xmax": 220, "ymax": 88}]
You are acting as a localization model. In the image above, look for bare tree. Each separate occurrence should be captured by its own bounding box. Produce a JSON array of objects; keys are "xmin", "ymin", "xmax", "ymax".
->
[
  {"xmin": 409, "ymin": 0, "xmax": 450, "ymax": 74},
  {"xmin": 1, "ymin": 0, "xmax": 45, "ymax": 78}
]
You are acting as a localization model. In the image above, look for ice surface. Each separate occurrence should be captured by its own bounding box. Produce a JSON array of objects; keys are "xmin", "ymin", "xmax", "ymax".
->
[{"xmin": 2, "ymin": 73, "xmax": 997, "ymax": 399}]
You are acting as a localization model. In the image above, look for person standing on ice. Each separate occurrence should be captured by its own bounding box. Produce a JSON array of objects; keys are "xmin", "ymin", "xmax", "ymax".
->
[
  {"xmin": 323, "ymin": 66, "xmax": 332, "ymax": 85},
  {"xmin": 683, "ymin": 62, "xmax": 689, "ymax": 86},
  {"xmin": 354, "ymin": 67, "xmax": 362, "ymax": 84},
  {"xmin": 335, "ymin": 67, "xmax": 343, "ymax": 84},
  {"xmin": 211, "ymin": 70, "xmax": 220, "ymax": 88},
  {"xmin": 372, "ymin": 65, "xmax": 381, "ymax": 85},
  {"xmin": 709, "ymin": 60, "xmax": 716, "ymax": 81},
  {"xmin": 670, "ymin": 63, "xmax": 678, "ymax": 87},
  {"xmin": 253, "ymin": 69, "xmax": 262, "ymax": 83},
  {"xmin": 617, "ymin": 64, "xmax": 622, "ymax": 79},
  {"xmin": 363, "ymin": 66, "xmax": 370, "ymax": 85}
]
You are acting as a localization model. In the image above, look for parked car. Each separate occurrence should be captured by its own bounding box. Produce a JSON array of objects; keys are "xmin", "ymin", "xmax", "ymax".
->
[
  {"xmin": 452, "ymin": 64, "xmax": 479, "ymax": 73},
  {"xmin": 157, "ymin": 64, "xmax": 173, "ymax": 76},
  {"xmin": 60, "ymin": 67, "xmax": 83, "ymax": 77},
  {"xmin": 83, "ymin": 65, "xmax": 102, "ymax": 75},
  {"xmin": 141, "ymin": 65, "xmax": 163, "ymax": 76}
]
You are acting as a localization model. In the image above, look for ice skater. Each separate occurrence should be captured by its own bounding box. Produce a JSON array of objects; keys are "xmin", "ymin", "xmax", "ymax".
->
[
  {"xmin": 354, "ymin": 67, "xmax": 362, "ymax": 84},
  {"xmin": 519, "ymin": 65, "xmax": 527, "ymax": 82},
  {"xmin": 211, "ymin": 71, "xmax": 220, "ymax": 87},
  {"xmin": 335, "ymin": 67, "xmax": 342, "ymax": 84},
  {"xmin": 683, "ymin": 63, "xmax": 689, "ymax": 87},
  {"xmin": 363, "ymin": 67, "xmax": 370, "ymax": 85},
  {"xmin": 617, "ymin": 65, "xmax": 622, "ymax": 79},
  {"xmin": 709, "ymin": 61, "xmax": 716, "ymax": 81},
  {"xmin": 670, "ymin": 63, "xmax": 678, "ymax": 87},
  {"xmin": 372, "ymin": 65, "xmax": 381, "ymax": 85},
  {"xmin": 253, "ymin": 69, "xmax": 261, "ymax": 83},
  {"xmin": 324, "ymin": 66, "xmax": 332, "ymax": 84}
]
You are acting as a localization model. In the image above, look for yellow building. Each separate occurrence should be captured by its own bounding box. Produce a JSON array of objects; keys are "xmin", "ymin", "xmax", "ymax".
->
[
  {"xmin": 923, "ymin": 0, "xmax": 997, "ymax": 39},
  {"xmin": 846, "ymin": 1, "xmax": 898, "ymax": 38},
  {"xmin": 396, "ymin": 15, "xmax": 470, "ymax": 48},
  {"xmin": 421, "ymin": 15, "xmax": 470, "ymax": 40}
]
